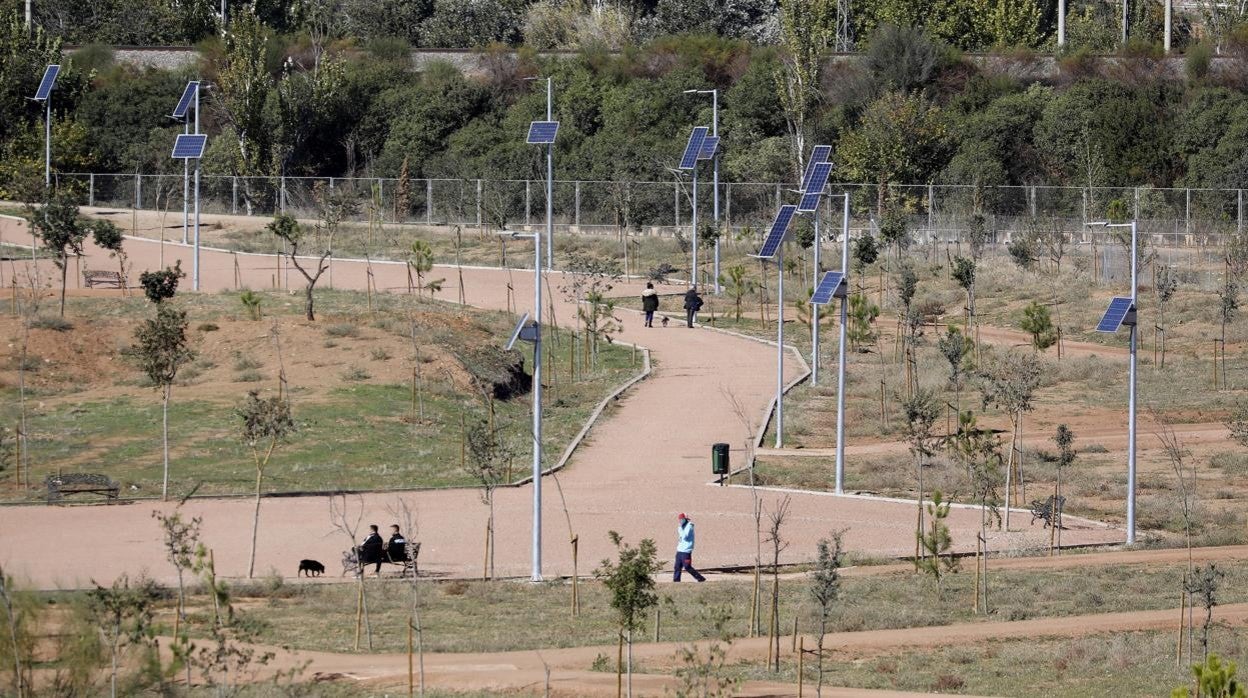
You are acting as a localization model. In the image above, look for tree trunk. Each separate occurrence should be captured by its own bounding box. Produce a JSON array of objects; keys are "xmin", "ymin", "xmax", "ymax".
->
[
  {"xmin": 59, "ymin": 255, "xmax": 68, "ymax": 317},
  {"xmin": 626, "ymin": 628, "xmax": 633, "ymax": 698},
  {"xmin": 162, "ymin": 384, "xmax": 171, "ymax": 501},
  {"xmin": 248, "ymin": 461, "xmax": 264, "ymax": 578},
  {"xmin": 304, "ymin": 284, "xmax": 315, "ymax": 321}
]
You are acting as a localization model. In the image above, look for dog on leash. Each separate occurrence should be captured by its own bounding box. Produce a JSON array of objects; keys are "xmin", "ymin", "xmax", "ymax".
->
[
  {"xmin": 298, "ymin": 559, "xmax": 325, "ymax": 577},
  {"xmin": 661, "ymin": 316, "xmax": 669, "ymax": 327}
]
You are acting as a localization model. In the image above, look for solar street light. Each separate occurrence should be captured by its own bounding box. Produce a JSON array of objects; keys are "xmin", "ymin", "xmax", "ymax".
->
[
  {"xmin": 521, "ymin": 78, "xmax": 555, "ymax": 585},
  {"xmin": 811, "ymin": 194, "xmax": 851, "ymax": 494},
  {"xmin": 676, "ymin": 126, "xmax": 710, "ymax": 289},
  {"xmin": 170, "ymin": 81, "xmax": 206, "ymax": 291},
  {"xmin": 31, "ymin": 65, "xmax": 59, "ymax": 187},
  {"xmin": 683, "ymin": 89, "xmax": 721, "ymax": 293},
  {"xmin": 753, "ymin": 205, "xmax": 798, "ymax": 447},
  {"xmin": 524, "ymin": 77, "xmax": 556, "ymax": 271},
  {"xmin": 1089, "ymin": 219, "xmax": 1138, "ymax": 544},
  {"xmin": 796, "ymin": 146, "xmax": 833, "ymax": 385},
  {"xmin": 172, "ymin": 81, "xmax": 200, "ymax": 246}
]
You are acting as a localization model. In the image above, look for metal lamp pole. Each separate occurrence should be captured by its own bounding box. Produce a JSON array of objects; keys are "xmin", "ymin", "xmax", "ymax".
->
[
  {"xmin": 775, "ymin": 249, "xmax": 785, "ymax": 448},
  {"xmin": 684, "ymin": 89, "xmax": 718, "ymax": 289},
  {"xmin": 44, "ymin": 94, "xmax": 51, "ymax": 187},
  {"xmin": 544, "ymin": 77, "xmax": 553, "ymax": 271},
  {"xmin": 193, "ymin": 83, "xmax": 202, "ymax": 292},
  {"xmin": 1092, "ymin": 220, "xmax": 1138, "ymax": 544},
  {"xmin": 183, "ymin": 117, "xmax": 190, "ymax": 244},
  {"xmin": 835, "ymin": 193, "xmax": 850, "ymax": 494},
  {"xmin": 531, "ymin": 227, "xmax": 543, "ymax": 579}
]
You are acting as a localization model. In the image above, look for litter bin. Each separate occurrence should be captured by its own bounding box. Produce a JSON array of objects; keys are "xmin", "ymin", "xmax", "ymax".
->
[{"xmin": 712, "ymin": 443, "xmax": 730, "ymax": 483}]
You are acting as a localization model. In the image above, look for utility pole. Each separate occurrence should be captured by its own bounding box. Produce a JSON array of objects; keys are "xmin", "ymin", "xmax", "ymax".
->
[
  {"xmin": 1164, "ymin": 0, "xmax": 1172, "ymax": 53},
  {"xmin": 1057, "ymin": 0, "xmax": 1066, "ymax": 48}
]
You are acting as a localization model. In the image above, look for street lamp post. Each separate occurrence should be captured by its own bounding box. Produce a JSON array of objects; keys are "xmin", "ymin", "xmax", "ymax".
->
[
  {"xmin": 835, "ymin": 193, "xmax": 850, "ymax": 494},
  {"xmin": 503, "ymin": 231, "xmax": 544, "ymax": 580},
  {"xmin": 684, "ymin": 89, "xmax": 720, "ymax": 292},
  {"xmin": 1090, "ymin": 219, "xmax": 1138, "ymax": 544}
]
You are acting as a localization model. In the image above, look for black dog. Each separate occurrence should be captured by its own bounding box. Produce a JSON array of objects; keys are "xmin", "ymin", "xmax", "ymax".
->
[{"xmin": 298, "ymin": 559, "xmax": 325, "ymax": 577}]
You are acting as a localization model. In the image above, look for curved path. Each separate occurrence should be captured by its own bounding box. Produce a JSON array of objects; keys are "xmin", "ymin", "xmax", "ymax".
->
[{"xmin": 0, "ymin": 219, "xmax": 1121, "ymax": 589}]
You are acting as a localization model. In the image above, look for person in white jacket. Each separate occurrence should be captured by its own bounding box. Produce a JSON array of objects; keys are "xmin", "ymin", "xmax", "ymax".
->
[{"xmin": 674, "ymin": 513, "xmax": 706, "ymax": 582}]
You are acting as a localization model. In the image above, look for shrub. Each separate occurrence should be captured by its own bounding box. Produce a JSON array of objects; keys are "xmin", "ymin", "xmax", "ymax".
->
[
  {"xmin": 325, "ymin": 323, "xmax": 359, "ymax": 338},
  {"xmin": 30, "ymin": 315, "xmax": 73, "ymax": 331},
  {"xmin": 197, "ymin": 322, "xmax": 219, "ymax": 332},
  {"xmin": 233, "ymin": 356, "xmax": 263, "ymax": 371},
  {"xmin": 370, "ymin": 347, "xmax": 391, "ymax": 361},
  {"xmin": 341, "ymin": 365, "xmax": 371, "ymax": 382},
  {"xmin": 236, "ymin": 369, "xmax": 265, "ymax": 383}
]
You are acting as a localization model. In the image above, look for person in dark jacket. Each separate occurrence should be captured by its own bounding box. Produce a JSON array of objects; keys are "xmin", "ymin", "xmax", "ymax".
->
[
  {"xmin": 385, "ymin": 524, "xmax": 407, "ymax": 563},
  {"xmin": 359, "ymin": 524, "xmax": 384, "ymax": 575},
  {"xmin": 641, "ymin": 282, "xmax": 659, "ymax": 327},
  {"xmin": 683, "ymin": 287, "xmax": 703, "ymax": 328}
]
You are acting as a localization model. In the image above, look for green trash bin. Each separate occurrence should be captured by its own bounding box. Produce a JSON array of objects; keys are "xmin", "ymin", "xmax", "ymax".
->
[{"xmin": 712, "ymin": 443, "xmax": 730, "ymax": 480}]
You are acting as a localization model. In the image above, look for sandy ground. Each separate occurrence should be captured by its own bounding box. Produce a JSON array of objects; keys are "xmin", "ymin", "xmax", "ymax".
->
[{"xmin": 0, "ymin": 218, "xmax": 1122, "ymax": 593}]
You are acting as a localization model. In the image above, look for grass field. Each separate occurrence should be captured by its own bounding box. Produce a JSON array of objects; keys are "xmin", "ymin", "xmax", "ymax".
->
[{"xmin": 0, "ymin": 289, "xmax": 639, "ymax": 500}]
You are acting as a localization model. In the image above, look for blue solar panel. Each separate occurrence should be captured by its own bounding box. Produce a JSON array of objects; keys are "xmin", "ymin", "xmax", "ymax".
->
[
  {"xmin": 33, "ymin": 65, "xmax": 59, "ymax": 101},
  {"xmin": 1096, "ymin": 296, "xmax": 1134, "ymax": 333},
  {"xmin": 698, "ymin": 136, "xmax": 719, "ymax": 160},
  {"xmin": 173, "ymin": 81, "xmax": 199, "ymax": 119},
  {"xmin": 526, "ymin": 120, "xmax": 559, "ymax": 144},
  {"xmin": 171, "ymin": 134, "xmax": 207, "ymax": 159},
  {"xmin": 811, "ymin": 271, "xmax": 846, "ymax": 305},
  {"xmin": 800, "ymin": 145, "xmax": 833, "ymax": 192},
  {"xmin": 679, "ymin": 126, "xmax": 709, "ymax": 170},
  {"xmin": 757, "ymin": 205, "xmax": 798, "ymax": 259},
  {"xmin": 797, "ymin": 163, "xmax": 834, "ymax": 212}
]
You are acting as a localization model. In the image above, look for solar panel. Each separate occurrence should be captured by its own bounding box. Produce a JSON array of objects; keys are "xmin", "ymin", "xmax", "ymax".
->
[
  {"xmin": 757, "ymin": 205, "xmax": 798, "ymax": 259},
  {"xmin": 33, "ymin": 64, "xmax": 60, "ymax": 101},
  {"xmin": 797, "ymin": 162, "xmax": 834, "ymax": 213},
  {"xmin": 698, "ymin": 136, "xmax": 719, "ymax": 160},
  {"xmin": 171, "ymin": 134, "xmax": 208, "ymax": 159},
  {"xmin": 173, "ymin": 81, "xmax": 199, "ymax": 119},
  {"xmin": 526, "ymin": 120, "xmax": 559, "ymax": 145},
  {"xmin": 800, "ymin": 145, "xmax": 833, "ymax": 192},
  {"xmin": 679, "ymin": 126, "xmax": 709, "ymax": 170},
  {"xmin": 811, "ymin": 271, "xmax": 847, "ymax": 305},
  {"xmin": 1095, "ymin": 296, "xmax": 1134, "ymax": 333}
]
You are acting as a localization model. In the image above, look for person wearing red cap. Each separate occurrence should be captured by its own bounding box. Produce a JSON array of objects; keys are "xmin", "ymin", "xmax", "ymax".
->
[{"xmin": 674, "ymin": 513, "xmax": 705, "ymax": 582}]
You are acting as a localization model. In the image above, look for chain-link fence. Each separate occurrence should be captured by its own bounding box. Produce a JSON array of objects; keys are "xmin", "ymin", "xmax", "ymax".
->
[{"xmin": 49, "ymin": 172, "xmax": 1248, "ymax": 248}]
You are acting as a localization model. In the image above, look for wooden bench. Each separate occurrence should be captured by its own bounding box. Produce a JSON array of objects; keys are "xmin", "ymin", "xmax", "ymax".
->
[
  {"xmin": 341, "ymin": 542, "xmax": 421, "ymax": 578},
  {"xmin": 45, "ymin": 473, "xmax": 120, "ymax": 505},
  {"xmin": 83, "ymin": 269, "xmax": 126, "ymax": 288},
  {"xmin": 1030, "ymin": 495, "xmax": 1066, "ymax": 529}
]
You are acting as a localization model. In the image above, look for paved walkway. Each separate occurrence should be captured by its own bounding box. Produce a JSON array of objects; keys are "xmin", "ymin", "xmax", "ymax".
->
[{"xmin": 0, "ymin": 220, "xmax": 1122, "ymax": 589}]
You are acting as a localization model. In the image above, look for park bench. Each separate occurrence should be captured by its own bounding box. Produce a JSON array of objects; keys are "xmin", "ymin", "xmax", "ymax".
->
[
  {"xmin": 45, "ymin": 473, "xmax": 120, "ymax": 505},
  {"xmin": 83, "ymin": 269, "xmax": 126, "ymax": 289},
  {"xmin": 341, "ymin": 542, "xmax": 421, "ymax": 578},
  {"xmin": 1029, "ymin": 494, "xmax": 1066, "ymax": 529}
]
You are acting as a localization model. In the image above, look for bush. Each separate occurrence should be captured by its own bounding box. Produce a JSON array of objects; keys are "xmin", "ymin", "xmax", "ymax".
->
[
  {"xmin": 236, "ymin": 369, "xmax": 265, "ymax": 383},
  {"xmin": 341, "ymin": 365, "xmax": 371, "ymax": 382},
  {"xmin": 30, "ymin": 315, "xmax": 73, "ymax": 331},
  {"xmin": 370, "ymin": 347, "xmax": 391, "ymax": 361},
  {"xmin": 325, "ymin": 323, "xmax": 360, "ymax": 338},
  {"xmin": 197, "ymin": 322, "xmax": 219, "ymax": 332},
  {"xmin": 233, "ymin": 355, "xmax": 263, "ymax": 371}
]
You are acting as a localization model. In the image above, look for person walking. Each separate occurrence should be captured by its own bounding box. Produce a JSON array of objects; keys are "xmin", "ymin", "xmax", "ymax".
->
[
  {"xmin": 642, "ymin": 282, "xmax": 659, "ymax": 327},
  {"xmin": 673, "ymin": 513, "xmax": 706, "ymax": 582},
  {"xmin": 683, "ymin": 287, "xmax": 703, "ymax": 328}
]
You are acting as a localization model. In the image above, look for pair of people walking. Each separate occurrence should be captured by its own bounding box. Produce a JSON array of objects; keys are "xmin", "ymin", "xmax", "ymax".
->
[{"xmin": 639, "ymin": 283, "xmax": 702, "ymax": 328}]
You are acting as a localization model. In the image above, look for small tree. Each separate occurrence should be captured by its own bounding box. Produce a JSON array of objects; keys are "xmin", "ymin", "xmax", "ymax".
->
[
  {"xmin": 979, "ymin": 350, "xmax": 1042, "ymax": 529},
  {"xmin": 1174, "ymin": 654, "xmax": 1246, "ymax": 698},
  {"xmin": 86, "ymin": 574, "xmax": 160, "ymax": 698},
  {"xmin": 30, "ymin": 191, "xmax": 88, "ymax": 316},
  {"xmin": 239, "ymin": 290, "xmax": 263, "ymax": 321},
  {"xmin": 266, "ymin": 194, "xmax": 351, "ymax": 321},
  {"xmin": 938, "ymin": 325, "xmax": 971, "ymax": 416},
  {"xmin": 951, "ymin": 255, "xmax": 976, "ymax": 331},
  {"xmin": 151, "ymin": 508, "xmax": 201, "ymax": 636},
  {"xmin": 134, "ymin": 305, "xmax": 195, "ymax": 500},
  {"xmin": 1006, "ymin": 234, "xmax": 1038, "ymax": 272},
  {"xmin": 1052, "ymin": 424, "xmax": 1076, "ymax": 553},
  {"xmin": 721, "ymin": 264, "xmax": 755, "ymax": 321},
  {"xmin": 916, "ymin": 490, "xmax": 957, "ymax": 592},
  {"xmin": 847, "ymin": 293, "xmax": 880, "ymax": 351},
  {"xmin": 1187, "ymin": 564, "xmax": 1224, "ymax": 663},
  {"xmin": 0, "ymin": 562, "xmax": 36, "ymax": 698},
  {"xmin": 808, "ymin": 531, "xmax": 845, "ymax": 697},
  {"xmin": 595, "ymin": 532, "xmax": 660, "ymax": 698},
  {"xmin": 237, "ymin": 390, "xmax": 296, "ymax": 578},
  {"xmin": 765, "ymin": 496, "xmax": 791, "ymax": 672},
  {"xmin": 955, "ymin": 411, "xmax": 1003, "ymax": 614},
  {"xmin": 1020, "ymin": 300, "xmax": 1058, "ymax": 352},
  {"xmin": 1156, "ymin": 265, "xmax": 1179, "ymax": 368},
  {"xmin": 902, "ymin": 389, "xmax": 941, "ymax": 563},
  {"xmin": 851, "ymin": 232, "xmax": 879, "ymax": 293},
  {"xmin": 138, "ymin": 261, "xmax": 185, "ymax": 304},
  {"xmin": 408, "ymin": 240, "xmax": 435, "ymax": 297},
  {"xmin": 463, "ymin": 419, "xmax": 509, "ymax": 580},
  {"xmin": 1218, "ymin": 279, "xmax": 1237, "ymax": 387}
]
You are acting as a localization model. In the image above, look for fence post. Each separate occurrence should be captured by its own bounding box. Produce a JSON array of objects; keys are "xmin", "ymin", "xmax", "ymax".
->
[
  {"xmin": 476, "ymin": 179, "xmax": 483, "ymax": 227},
  {"xmin": 231, "ymin": 176, "xmax": 238, "ymax": 214},
  {"xmin": 426, "ymin": 179, "xmax": 433, "ymax": 225},
  {"xmin": 1081, "ymin": 187, "xmax": 1087, "ymax": 229},
  {"xmin": 525, "ymin": 180, "xmax": 531, "ymax": 226},
  {"xmin": 329, "ymin": 177, "xmax": 334, "ymax": 190},
  {"xmin": 1185, "ymin": 188, "xmax": 1191, "ymax": 235},
  {"xmin": 574, "ymin": 180, "xmax": 581, "ymax": 230},
  {"xmin": 1030, "ymin": 185, "xmax": 1037, "ymax": 218},
  {"xmin": 674, "ymin": 180, "xmax": 680, "ymax": 231},
  {"xmin": 725, "ymin": 182, "xmax": 732, "ymax": 231},
  {"xmin": 1133, "ymin": 186, "xmax": 1140, "ymax": 220},
  {"xmin": 775, "ymin": 183, "xmax": 781, "ymax": 211},
  {"xmin": 134, "ymin": 173, "xmax": 141, "ymax": 210},
  {"xmin": 377, "ymin": 178, "xmax": 384, "ymax": 215},
  {"xmin": 279, "ymin": 176, "xmax": 287, "ymax": 214},
  {"xmin": 88, "ymin": 174, "xmax": 95, "ymax": 207},
  {"xmin": 927, "ymin": 182, "xmax": 934, "ymax": 237},
  {"xmin": 1239, "ymin": 189, "xmax": 1243, "ymax": 234}
]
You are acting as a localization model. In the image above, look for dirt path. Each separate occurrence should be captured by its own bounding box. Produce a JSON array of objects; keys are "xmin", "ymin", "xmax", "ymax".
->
[
  {"xmin": 223, "ymin": 600, "xmax": 1248, "ymax": 696},
  {"xmin": 0, "ymin": 221, "xmax": 1121, "ymax": 590}
]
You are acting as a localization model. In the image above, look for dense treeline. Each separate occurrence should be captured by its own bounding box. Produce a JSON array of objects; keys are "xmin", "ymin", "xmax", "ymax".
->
[{"xmin": 5, "ymin": 3, "xmax": 1248, "ymax": 206}]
